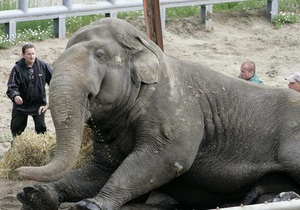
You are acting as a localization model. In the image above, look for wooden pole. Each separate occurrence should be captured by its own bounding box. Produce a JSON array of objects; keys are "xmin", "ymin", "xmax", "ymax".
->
[{"xmin": 143, "ymin": 0, "xmax": 164, "ymax": 51}]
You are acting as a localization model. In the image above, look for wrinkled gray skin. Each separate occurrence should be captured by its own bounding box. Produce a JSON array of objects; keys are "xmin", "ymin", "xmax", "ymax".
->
[{"xmin": 16, "ymin": 18, "xmax": 300, "ymax": 210}]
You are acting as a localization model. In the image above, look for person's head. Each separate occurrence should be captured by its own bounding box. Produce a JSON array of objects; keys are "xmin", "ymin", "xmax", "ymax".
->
[
  {"xmin": 22, "ymin": 43, "xmax": 36, "ymax": 67},
  {"xmin": 286, "ymin": 72, "xmax": 300, "ymax": 92},
  {"xmin": 239, "ymin": 61, "xmax": 256, "ymax": 80}
]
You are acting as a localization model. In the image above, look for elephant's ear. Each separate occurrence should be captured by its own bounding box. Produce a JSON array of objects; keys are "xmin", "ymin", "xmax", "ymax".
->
[{"xmin": 124, "ymin": 36, "xmax": 160, "ymax": 84}]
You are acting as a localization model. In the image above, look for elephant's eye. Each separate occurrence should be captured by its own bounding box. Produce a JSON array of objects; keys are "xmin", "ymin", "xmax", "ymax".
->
[{"xmin": 95, "ymin": 49, "xmax": 106, "ymax": 60}]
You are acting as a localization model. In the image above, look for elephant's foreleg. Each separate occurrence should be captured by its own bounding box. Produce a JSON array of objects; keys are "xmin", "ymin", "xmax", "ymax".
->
[
  {"xmin": 55, "ymin": 163, "xmax": 111, "ymax": 202},
  {"xmin": 79, "ymin": 146, "xmax": 192, "ymax": 210},
  {"xmin": 18, "ymin": 164, "xmax": 111, "ymax": 210}
]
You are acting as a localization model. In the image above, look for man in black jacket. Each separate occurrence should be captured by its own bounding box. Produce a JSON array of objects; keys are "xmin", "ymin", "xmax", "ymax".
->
[{"xmin": 6, "ymin": 43, "xmax": 52, "ymax": 137}]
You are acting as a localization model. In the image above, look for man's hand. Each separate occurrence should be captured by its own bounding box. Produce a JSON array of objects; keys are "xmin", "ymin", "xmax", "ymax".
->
[
  {"xmin": 38, "ymin": 103, "xmax": 49, "ymax": 115},
  {"xmin": 14, "ymin": 96, "xmax": 23, "ymax": 105}
]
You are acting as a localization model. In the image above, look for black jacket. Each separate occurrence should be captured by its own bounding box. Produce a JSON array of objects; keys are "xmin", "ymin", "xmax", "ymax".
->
[{"xmin": 6, "ymin": 58, "xmax": 52, "ymax": 115}]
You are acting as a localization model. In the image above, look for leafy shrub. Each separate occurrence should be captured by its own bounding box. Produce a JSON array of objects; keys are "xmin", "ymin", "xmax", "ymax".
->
[{"xmin": 272, "ymin": 11, "xmax": 298, "ymax": 28}]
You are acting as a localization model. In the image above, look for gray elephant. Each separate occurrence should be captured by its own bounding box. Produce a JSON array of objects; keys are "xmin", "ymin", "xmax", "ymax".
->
[{"xmin": 16, "ymin": 18, "xmax": 300, "ymax": 210}]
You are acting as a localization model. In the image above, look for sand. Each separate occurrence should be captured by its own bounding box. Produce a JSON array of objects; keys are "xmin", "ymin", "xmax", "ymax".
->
[{"xmin": 0, "ymin": 13, "xmax": 299, "ymax": 209}]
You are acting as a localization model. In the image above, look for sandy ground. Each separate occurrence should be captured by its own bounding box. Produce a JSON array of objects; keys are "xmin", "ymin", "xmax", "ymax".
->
[{"xmin": 0, "ymin": 13, "xmax": 300, "ymax": 209}]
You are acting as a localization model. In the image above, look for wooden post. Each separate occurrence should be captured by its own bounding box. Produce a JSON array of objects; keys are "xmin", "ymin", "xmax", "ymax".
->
[{"xmin": 143, "ymin": 0, "xmax": 164, "ymax": 51}]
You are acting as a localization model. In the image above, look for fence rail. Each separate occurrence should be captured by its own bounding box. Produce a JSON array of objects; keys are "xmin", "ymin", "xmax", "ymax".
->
[
  {"xmin": 0, "ymin": 0, "xmax": 101, "ymax": 8},
  {"xmin": 0, "ymin": 0, "xmax": 278, "ymax": 39},
  {"xmin": 209, "ymin": 199, "xmax": 300, "ymax": 210}
]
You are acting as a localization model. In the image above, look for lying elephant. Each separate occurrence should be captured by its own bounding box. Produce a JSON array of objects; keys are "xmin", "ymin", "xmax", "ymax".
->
[{"xmin": 16, "ymin": 17, "xmax": 300, "ymax": 210}]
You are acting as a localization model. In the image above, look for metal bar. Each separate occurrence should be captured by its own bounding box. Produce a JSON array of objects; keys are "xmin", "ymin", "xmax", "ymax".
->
[
  {"xmin": 143, "ymin": 0, "xmax": 164, "ymax": 51},
  {"xmin": 267, "ymin": 0, "xmax": 278, "ymax": 21},
  {"xmin": 201, "ymin": 4, "xmax": 214, "ymax": 31},
  {"xmin": 4, "ymin": 20, "xmax": 16, "ymax": 40},
  {"xmin": 209, "ymin": 199, "xmax": 300, "ymax": 210},
  {"xmin": 18, "ymin": 0, "xmax": 28, "ymax": 13},
  {"xmin": 160, "ymin": 6, "xmax": 166, "ymax": 35},
  {"xmin": 63, "ymin": 0, "xmax": 72, "ymax": 9},
  {"xmin": 54, "ymin": 16, "xmax": 66, "ymax": 38}
]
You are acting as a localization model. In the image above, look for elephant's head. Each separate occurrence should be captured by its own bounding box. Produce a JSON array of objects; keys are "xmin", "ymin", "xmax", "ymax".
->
[{"xmin": 15, "ymin": 18, "xmax": 164, "ymax": 181}]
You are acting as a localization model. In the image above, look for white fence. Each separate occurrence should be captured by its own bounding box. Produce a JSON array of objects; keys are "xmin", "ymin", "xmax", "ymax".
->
[
  {"xmin": 0, "ymin": 0, "xmax": 102, "ymax": 8},
  {"xmin": 0, "ymin": 0, "xmax": 278, "ymax": 39},
  {"xmin": 209, "ymin": 199, "xmax": 300, "ymax": 210}
]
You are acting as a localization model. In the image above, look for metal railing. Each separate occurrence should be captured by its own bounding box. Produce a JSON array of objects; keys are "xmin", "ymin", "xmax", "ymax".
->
[
  {"xmin": 209, "ymin": 199, "xmax": 300, "ymax": 210},
  {"xmin": 0, "ymin": 0, "xmax": 278, "ymax": 39}
]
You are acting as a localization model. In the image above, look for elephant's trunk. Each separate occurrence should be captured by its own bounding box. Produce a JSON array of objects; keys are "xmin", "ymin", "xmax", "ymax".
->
[{"xmin": 15, "ymin": 75, "xmax": 88, "ymax": 181}]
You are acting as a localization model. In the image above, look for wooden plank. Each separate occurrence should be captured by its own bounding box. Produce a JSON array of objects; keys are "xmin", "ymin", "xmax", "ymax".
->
[{"xmin": 143, "ymin": 0, "xmax": 164, "ymax": 51}]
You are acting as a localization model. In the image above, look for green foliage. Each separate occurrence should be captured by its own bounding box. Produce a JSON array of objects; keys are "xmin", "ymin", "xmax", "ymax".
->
[
  {"xmin": 226, "ymin": 0, "xmax": 266, "ymax": 11},
  {"xmin": 0, "ymin": 20, "xmax": 54, "ymax": 49},
  {"xmin": 214, "ymin": 2, "xmax": 242, "ymax": 11},
  {"xmin": 66, "ymin": 14, "xmax": 105, "ymax": 36},
  {"xmin": 0, "ymin": 35, "xmax": 12, "ymax": 49},
  {"xmin": 0, "ymin": 0, "xmax": 17, "ymax": 11},
  {"xmin": 117, "ymin": 10, "xmax": 143, "ymax": 19},
  {"xmin": 272, "ymin": 11, "xmax": 298, "ymax": 28},
  {"xmin": 18, "ymin": 20, "xmax": 55, "ymax": 41},
  {"xmin": 166, "ymin": 6, "xmax": 200, "ymax": 17},
  {"xmin": 279, "ymin": 0, "xmax": 300, "ymax": 13},
  {"xmin": 272, "ymin": 0, "xmax": 300, "ymax": 28}
]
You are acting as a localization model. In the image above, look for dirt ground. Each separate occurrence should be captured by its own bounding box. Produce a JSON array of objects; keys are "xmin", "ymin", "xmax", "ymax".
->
[{"xmin": 0, "ymin": 12, "xmax": 300, "ymax": 209}]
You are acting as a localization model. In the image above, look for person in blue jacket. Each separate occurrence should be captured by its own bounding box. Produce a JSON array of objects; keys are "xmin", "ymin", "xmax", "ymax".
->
[
  {"xmin": 239, "ymin": 60, "xmax": 264, "ymax": 85},
  {"xmin": 6, "ymin": 43, "xmax": 52, "ymax": 138}
]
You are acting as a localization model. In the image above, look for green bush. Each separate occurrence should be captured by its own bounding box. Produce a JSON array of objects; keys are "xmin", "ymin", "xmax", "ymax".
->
[
  {"xmin": 166, "ymin": 6, "xmax": 200, "ymax": 17},
  {"xmin": 66, "ymin": 14, "xmax": 105, "ymax": 36},
  {"xmin": 272, "ymin": 11, "xmax": 298, "ymax": 28}
]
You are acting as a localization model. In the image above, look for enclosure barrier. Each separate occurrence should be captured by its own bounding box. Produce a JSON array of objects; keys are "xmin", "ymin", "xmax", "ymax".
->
[
  {"xmin": 209, "ymin": 199, "xmax": 300, "ymax": 210},
  {"xmin": 0, "ymin": 0, "xmax": 278, "ymax": 39}
]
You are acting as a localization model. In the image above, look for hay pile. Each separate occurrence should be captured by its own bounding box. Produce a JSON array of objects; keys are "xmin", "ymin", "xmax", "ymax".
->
[{"xmin": 0, "ymin": 125, "xmax": 93, "ymax": 180}]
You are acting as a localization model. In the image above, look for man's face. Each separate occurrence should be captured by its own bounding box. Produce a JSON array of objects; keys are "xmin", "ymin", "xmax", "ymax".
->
[
  {"xmin": 239, "ymin": 67, "xmax": 254, "ymax": 80},
  {"xmin": 22, "ymin": 47, "xmax": 36, "ymax": 66},
  {"xmin": 288, "ymin": 82, "xmax": 300, "ymax": 92}
]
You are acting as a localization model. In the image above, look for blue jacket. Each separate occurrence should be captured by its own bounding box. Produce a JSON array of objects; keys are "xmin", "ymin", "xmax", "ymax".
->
[{"xmin": 249, "ymin": 73, "xmax": 264, "ymax": 85}]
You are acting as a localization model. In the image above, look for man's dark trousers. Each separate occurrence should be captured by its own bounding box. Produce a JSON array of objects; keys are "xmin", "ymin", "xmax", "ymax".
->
[{"xmin": 10, "ymin": 108, "xmax": 46, "ymax": 137}]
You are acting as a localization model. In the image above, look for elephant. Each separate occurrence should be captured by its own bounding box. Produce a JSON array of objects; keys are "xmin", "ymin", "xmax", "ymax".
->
[{"xmin": 16, "ymin": 17, "xmax": 300, "ymax": 210}]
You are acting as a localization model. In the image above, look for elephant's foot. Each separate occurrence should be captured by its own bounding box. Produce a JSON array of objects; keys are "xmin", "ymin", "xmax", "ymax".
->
[
  {"xmin": 69, "ymin": 200, "xmax": 102, "ymax": 210},
  {"xmin": 17, "ymin": 185, "xmax": 59, "ymax": 210},
  {"xmin": 270, "ymin": 191, "xmax": 300, "ymax": 202}
]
